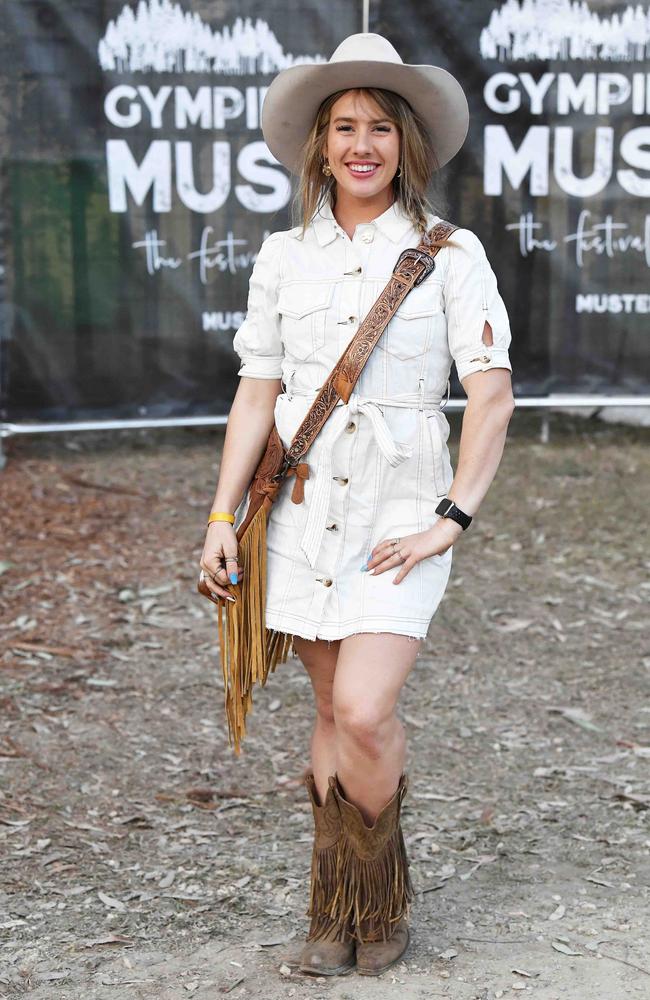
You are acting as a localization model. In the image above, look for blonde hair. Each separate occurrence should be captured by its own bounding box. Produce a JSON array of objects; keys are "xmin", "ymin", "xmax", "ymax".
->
[{"xmin": 290, "ymin": 87, "xmax": 451, "ymax": 239}]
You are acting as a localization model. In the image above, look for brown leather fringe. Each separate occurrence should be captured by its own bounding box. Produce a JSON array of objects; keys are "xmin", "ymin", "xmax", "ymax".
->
[
  {"xmin": 329, "ymin": 821, "xmax": 414, "ymax": 943},
  {"xmin": 216, "ymin": 501, "xmax": 294, "ymax": 755},
  {"xmin": 306, "ymin": 841, "xmax": 352, "ymax": 943}
]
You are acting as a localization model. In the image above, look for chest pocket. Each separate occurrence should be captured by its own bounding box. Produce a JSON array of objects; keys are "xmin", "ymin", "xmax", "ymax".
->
[
  {"xmin": 378, "ymin": 278, "xmax": 444, "ymax": 361},
  {"xmin": 278, "ymin": 281, "xmax": 335, "ymax": 361}
]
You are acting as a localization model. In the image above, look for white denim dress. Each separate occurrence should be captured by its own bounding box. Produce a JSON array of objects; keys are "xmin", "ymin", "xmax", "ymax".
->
[{"xmin": 232, "ymin": 199, "xmax": 512, "ymax": 641}]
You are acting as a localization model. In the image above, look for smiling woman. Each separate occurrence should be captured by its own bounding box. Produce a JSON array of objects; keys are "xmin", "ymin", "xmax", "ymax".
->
[
  {"xmin": 199, "ymin": 31, "xmax": 514, "ymax": 979},
  {"xmin": 294, "ymin": 83, "xmax": 448, "ymax": 243}
]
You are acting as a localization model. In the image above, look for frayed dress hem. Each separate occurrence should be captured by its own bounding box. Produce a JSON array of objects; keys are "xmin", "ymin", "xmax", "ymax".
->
[{"xmin": 266, "ymin": 611, "xmax": 426, "ymax": 643}]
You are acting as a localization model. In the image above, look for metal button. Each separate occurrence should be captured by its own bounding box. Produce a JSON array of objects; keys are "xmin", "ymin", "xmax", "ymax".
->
[
  {"xmin": 333, "ymin": 476, "xmax": 349, "ymax": 485},
  {"xmin": 322, "ymin": 578, "xmax": 333, "ymax": 587},
  {"xmin": 471, "ymin": 354, "xmax": 491, "ymax": 363},
  {"xmin": 325, "ymin": 523, "xmax": 338, "ymax": 531},
  {"xmin": 345, "ymin": 421, "xmax": 356, "ymax": 433},
  {"xmin": 344, "ymin": 265, "xmax": 362, "ymax": 275},
  {"xmin": 348, "ymin": 315, "xmax": 357, "ymax": 323}
]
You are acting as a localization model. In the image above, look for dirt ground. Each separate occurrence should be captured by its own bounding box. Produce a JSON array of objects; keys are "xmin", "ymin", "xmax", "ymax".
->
[{"xmin": 0, "ymin": 412, "xmax": 649, "ymax": 1000}]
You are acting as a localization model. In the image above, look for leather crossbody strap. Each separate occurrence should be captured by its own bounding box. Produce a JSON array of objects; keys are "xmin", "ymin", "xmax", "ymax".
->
[{"xmin": 277, "ymin": 219, "xmax": 459, "ymax": 480}]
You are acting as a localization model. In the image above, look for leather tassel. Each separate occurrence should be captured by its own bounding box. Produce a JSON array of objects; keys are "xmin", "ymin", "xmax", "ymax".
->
[
  {"xmin": 216, "ymin": 499, "xmax": 294, "ymax": 755},
  {"xmin": 286, "ymin": 461, "xmax": 309, "ymax": 503},
  {"xmin": 306, "ymin": 838, "xmax": 351, "ymax": 942}
]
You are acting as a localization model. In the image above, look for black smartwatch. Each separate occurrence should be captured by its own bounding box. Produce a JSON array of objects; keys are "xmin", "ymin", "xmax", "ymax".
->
[{"xmin": 435, "ymin": 497, "xmax": 473, "ymax": 531}]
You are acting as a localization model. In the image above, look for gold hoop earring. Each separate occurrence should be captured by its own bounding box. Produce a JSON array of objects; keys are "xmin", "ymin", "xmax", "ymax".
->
[{"xmin": 322, "ymin": 160, "xmax": 332, "ymax": 176}]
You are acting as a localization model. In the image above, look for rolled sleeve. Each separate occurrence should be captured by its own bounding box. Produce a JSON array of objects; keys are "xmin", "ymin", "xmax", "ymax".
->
[
  {"xmin": 232, "ymin": 231, "xmax": 284, "ymax": 379},
  {"xmin": 443, "ymin": 228, "xmax": 513, "ymax": 385}
]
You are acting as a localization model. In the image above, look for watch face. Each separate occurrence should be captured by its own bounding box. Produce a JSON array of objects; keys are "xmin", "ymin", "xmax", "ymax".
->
[{"xmin": 436, "ymin": 498, "xmax": 471, "ymax": 529}]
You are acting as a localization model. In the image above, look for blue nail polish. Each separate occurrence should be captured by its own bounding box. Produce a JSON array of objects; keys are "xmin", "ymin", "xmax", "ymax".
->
[{"xmin": 229, "ymin": 572, "xmax": 238, "ymax": 584}]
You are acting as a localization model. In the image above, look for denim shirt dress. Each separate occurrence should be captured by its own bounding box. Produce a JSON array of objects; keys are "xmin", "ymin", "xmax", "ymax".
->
[{"xmin": 231, "ymin": 198, "xmax": 513, "ymax": 641}]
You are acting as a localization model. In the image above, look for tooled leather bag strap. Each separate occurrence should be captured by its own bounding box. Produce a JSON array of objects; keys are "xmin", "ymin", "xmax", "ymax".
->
[{"xmin": 278, "ymin": 219, "xmax": 459, "ymax": 477}]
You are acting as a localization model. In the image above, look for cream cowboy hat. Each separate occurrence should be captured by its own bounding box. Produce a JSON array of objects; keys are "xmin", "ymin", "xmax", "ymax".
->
[{"xmin": 261, "ymin": 32, "xmax": 469, "ymax": 175}]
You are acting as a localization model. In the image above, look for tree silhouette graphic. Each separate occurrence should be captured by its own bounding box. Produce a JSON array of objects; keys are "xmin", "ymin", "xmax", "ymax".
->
[
  {"xmin": 98, "ymin": 0, "xmax": 326, "ymax": 73},
  {"xmin": 480, "ymin": 0, "xmax": 650, "ymax": 62}
]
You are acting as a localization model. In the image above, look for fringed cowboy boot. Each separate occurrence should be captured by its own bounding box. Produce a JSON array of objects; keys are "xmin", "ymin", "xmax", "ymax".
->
[
  {"xmin": 298, "ymin": 772, "xmax": 356, "ymax": 976},
  {"xmin": 329, "ymin": 771, "xmax": 414, "ymax": 976}
]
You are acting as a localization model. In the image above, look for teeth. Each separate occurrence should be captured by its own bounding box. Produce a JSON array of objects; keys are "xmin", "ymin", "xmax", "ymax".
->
[{"xmin": 348, "ymin": 164, "xmax": 377, "ymax": 172}]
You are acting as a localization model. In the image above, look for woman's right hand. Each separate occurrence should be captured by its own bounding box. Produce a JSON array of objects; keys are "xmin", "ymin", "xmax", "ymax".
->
[{"xmin": 200, "ymin": 522, "xmax": 241, "ymax": 603}]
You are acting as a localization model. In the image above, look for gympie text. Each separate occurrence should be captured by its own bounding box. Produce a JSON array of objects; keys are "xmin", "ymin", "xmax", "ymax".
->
[{"xmin": 103, "ymin": 75, "xmax": 650, "ymax": 212}]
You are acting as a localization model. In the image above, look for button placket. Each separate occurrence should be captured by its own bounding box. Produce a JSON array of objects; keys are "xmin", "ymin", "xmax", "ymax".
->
[
  {"xmin": 315, "ymin": 446, "xmax": 349, "ymax": 590},
  {"xmin": 338, "ymin": 247, "xmax": 362, "ymax": 341},
  {"xmin": 319, "ymin": 403, "xmax": 357, "ymax": 584},
  {"xmin": 319, "ymin": 469, "xmax": 345, "ymax": 575},
  {"xmin": 343, "ymin": 244, "xmax": 363, "ymax": 279}
]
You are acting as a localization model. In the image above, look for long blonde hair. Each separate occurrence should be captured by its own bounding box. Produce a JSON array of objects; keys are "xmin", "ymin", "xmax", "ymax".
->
[{"xmin": 291, "ymin": 87, "xmax": 451, "ymax": 238}]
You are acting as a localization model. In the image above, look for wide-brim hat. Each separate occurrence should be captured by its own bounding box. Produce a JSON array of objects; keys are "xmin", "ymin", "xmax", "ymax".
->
[{"xmin": 261, "ymin": 32, "xmax": 469, "ymax": 175}]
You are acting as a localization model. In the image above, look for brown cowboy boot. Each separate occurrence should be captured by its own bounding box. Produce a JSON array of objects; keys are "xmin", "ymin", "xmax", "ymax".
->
[
  {"xmin": 298, "ymin": 772, "xmax": 356, "ymax": 976},
  {"xmin": 329, "ymin": 771, "xmax": 414, "ymax": 976}
]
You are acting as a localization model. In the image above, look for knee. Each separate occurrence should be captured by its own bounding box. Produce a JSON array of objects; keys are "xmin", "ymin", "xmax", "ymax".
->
[{"xmin": 333, "ymin": 700, "xmax": 395, "ymax": 757}]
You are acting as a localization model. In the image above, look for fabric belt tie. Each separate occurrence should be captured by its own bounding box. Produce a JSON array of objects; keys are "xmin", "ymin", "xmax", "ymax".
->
[{"xmin": 296, "ymin": 391, "xmax": 442, "ymax": 568}]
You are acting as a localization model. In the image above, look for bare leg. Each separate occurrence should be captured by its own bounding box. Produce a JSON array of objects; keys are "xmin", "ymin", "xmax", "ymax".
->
[
  {"xmin": 292, "ymin": 636, "xmax": 341, "ymax": 803},
  {"xmin": 332, "ymin": 632, "xmax": 422, "ymax": 825}
]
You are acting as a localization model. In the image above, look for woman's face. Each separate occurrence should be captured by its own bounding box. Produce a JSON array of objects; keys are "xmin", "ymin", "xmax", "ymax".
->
[{"xmin": 322, "ymin": 91, "xmax": 400, "ymax": 202}]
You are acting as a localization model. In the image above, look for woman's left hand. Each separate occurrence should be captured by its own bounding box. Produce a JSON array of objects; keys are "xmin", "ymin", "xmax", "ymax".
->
[{"xmin": 366, "ymin": 518, "xmax": 463, "ymax": 584}]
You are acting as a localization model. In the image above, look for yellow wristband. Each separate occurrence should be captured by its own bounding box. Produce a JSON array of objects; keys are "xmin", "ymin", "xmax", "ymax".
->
[{"xmin": 208, "ymin": 511, "xmax": 235, "ymax": 525}]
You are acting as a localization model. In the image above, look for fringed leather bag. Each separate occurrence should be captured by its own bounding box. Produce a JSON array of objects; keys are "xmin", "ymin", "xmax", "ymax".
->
[{"xmin": 198, "ymin": 219, "xmax": 459, "ymax": 754}]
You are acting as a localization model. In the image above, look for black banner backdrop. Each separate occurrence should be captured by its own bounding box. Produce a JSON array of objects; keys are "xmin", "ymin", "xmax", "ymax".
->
[
  {"xmin": 373, "ymin": 0, "xmax": 650, "ymax": 399},
  {"xmin": 1, "ymin": 0, "xmax": 649, "ymax": 426}
]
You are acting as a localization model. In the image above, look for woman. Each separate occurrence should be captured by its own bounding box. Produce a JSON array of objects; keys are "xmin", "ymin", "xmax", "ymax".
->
[{"xmin": 199, "ymin": 33, "xmax": 515, "ymax": 977}]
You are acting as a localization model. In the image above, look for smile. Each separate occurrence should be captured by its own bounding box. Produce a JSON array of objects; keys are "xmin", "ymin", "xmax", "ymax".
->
[{"xmin": 346, "ymin": 163, "xmax": 380, "ymax": 177}]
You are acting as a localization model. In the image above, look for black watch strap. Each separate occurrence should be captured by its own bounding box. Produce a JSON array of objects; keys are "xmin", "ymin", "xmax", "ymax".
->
[{"xmin": 435, "ymin": 497, "xmax": 473, "ymax": 530}]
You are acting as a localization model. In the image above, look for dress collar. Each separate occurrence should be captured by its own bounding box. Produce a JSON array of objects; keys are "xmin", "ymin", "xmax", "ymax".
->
[{"xmin": 310, "ymin": 197, "xmax": 416, "ymax": 247}]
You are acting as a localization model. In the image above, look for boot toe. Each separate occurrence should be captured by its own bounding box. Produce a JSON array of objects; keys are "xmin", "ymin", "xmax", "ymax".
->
[
  {"xmin": 299, "ymin": 938, "xmax": 356, "ymax": 976},
  {"xmin": 355, "ymin": 918, "xmax": 410, "ymax": 976}
]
